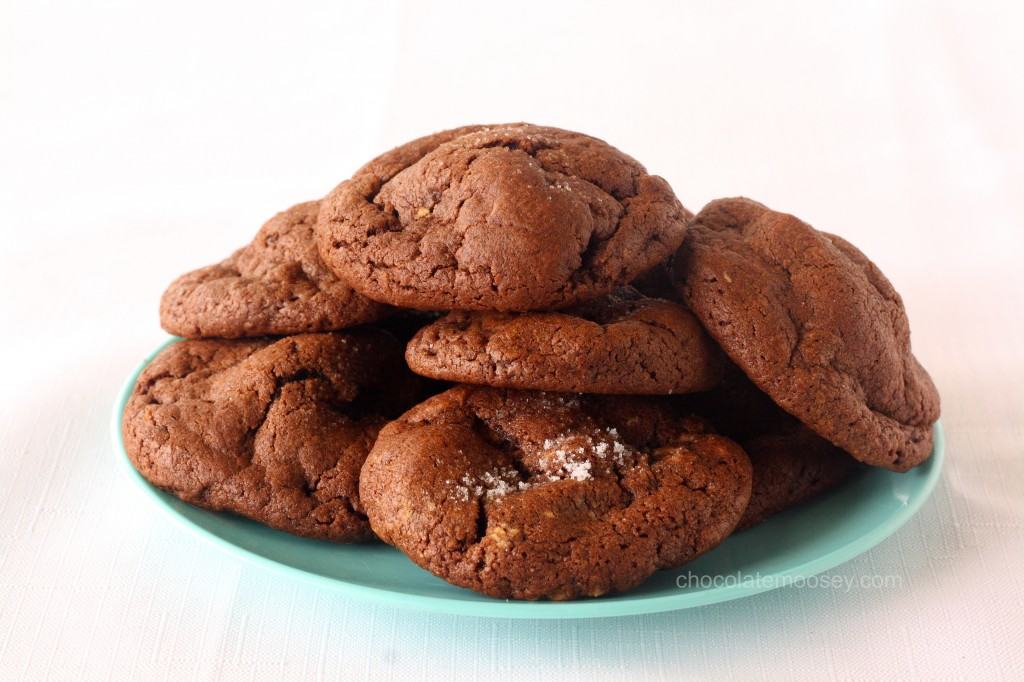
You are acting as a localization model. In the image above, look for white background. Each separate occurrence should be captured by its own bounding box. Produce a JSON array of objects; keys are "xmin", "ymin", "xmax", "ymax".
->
[{"xmin": 2, "ymin": 1, "xmax": 1023, "ymax": 679}]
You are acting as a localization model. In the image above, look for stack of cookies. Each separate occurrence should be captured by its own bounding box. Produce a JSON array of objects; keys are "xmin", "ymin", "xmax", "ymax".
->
[{"xmin": 123, "ymin": 124, "xmax": 940, "ymax": 600}]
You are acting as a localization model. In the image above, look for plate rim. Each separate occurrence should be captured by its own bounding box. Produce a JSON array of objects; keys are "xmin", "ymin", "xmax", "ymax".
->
[{"xmin": 111, "ymin": 337, "xmax": 945, "ymax": 619}]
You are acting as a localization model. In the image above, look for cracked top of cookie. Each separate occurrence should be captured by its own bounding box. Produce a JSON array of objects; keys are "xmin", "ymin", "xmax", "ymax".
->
[
  {"xmin": 316, "ymin": 124, "xmax": 691, "ymax": 311},
  {"xmin": 121, "ymin": 331, "xmax": 420, "ymax": 542},
  {"xmin": 405, "ymin": 287, "xmax": 724, "ymax": 394},
  {"xmin": 160, "ymin": 201, "xmax": 391, "ymax": 338},
  {"xmin": 359, "ymin": 386, "xmax": 752, "ymax": 600},
  {"xmin": 674, "ymin": 197, "xmax": 940, "ymax": 471}
]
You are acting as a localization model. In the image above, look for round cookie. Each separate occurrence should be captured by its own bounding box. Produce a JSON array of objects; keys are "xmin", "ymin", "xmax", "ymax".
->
[
  {"xmin": 673, "ymin": 197, "xmax": 940, "ymax": 471},
  {"xmin": 122, "ymin": 330, "xmax": 420, "ymax": 541},
  {"xmin": 161, "ymin": 200, "xmax": 390, "ymax": 338},
  {"xmin": 359, "ymin": 386, "xmax": 752, "ymax": 600},
  {"xmin": 405, "ymin": 287, "xmax": 724, "ymax": 394},
  {"xmin": 317, "ymin": 124, "xmax": 691, "ymax": 311}
]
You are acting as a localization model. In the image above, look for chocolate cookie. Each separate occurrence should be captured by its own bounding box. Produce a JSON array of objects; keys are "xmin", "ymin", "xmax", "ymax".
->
[
  {"xmin": 359, "ymin": 387, "xmax": 752, "ymax": 600},
  {"xmin": 122, "ymin": 331, "xmax": 420, "ymax": 541},
  {"xmin": 161, "ymin": 201, "xmax": 390, "ymax": 338},
  {"xmin": 317, "ymin": 124, "xmax": 691, "ymax": 311},
  {"xmin": 674, "ymin": 198, "xmax": 940, "ymax": 471},
  {"xmin": 405, "ymin": 287, "xmax": 723, "ymax": 394}
]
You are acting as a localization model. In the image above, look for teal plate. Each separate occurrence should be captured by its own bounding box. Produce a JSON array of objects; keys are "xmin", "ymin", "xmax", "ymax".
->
[{"xmin": 112, "ymin": 338, "xmax": 944, "ymax": 619}]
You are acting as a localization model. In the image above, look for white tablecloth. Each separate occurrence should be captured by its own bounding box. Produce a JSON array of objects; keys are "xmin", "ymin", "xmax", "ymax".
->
[{"xmin": 2, "ymin": 1, "xmax": 1022, "ymax": 679}]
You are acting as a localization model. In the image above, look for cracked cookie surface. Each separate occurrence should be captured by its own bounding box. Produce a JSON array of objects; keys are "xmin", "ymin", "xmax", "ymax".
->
[
  {"xmin": 122, "ymin": 331, "xmax": 420, "ymax": 541},
  {"xmin": 405, "ymin": 287, "xmax": 724, "ymax": 394},
  {"xmin": 317, "ymin": 124, "xmax": 691, "ymax": 311},
  {"xmin": 161, "ymin": 201, "xmax": 390, "ymax": 338},
  {"xmin": 674, "ymin": 198, "xmax": 940, "ymax": 471},
  {"xmin": 359, "ymin": 386, "xmax": 752, "ymax": 600}
]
